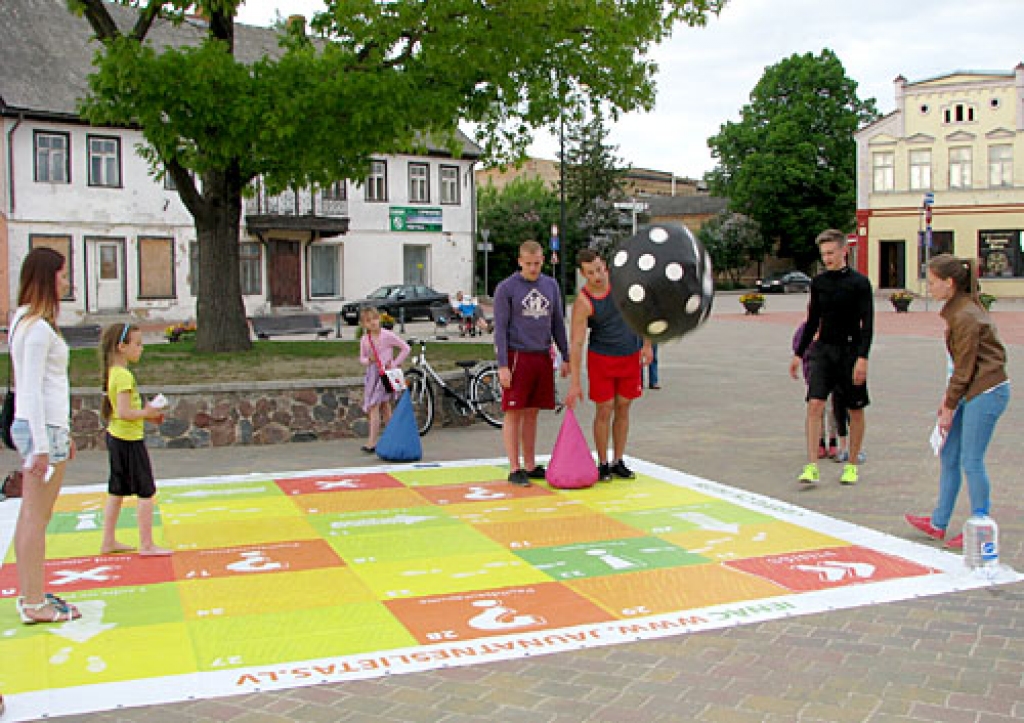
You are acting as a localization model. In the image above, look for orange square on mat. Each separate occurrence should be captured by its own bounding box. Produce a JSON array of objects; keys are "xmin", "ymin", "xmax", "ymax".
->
[
  {"xmin": 566, "ymin": 564, "xmax": 790, "ymax": 618},
  {"xmin": 385, "ymin": 582, "xmax": 612, "ymax": 643}
]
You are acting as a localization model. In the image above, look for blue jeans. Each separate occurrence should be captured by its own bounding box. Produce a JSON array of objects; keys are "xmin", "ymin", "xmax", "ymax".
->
[
  {"xmin": 647, "ymin": 344, "xmax": 659, "ymax": 387},
  {"xmin": 932, "ymin": 383, "xmax": 1009, "ymax": 530}
]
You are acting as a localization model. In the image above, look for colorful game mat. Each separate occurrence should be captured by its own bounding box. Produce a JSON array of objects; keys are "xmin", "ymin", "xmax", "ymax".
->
[{"xmin": 1, "ymin": 458, "xmax": 1019, "ymax": 721}]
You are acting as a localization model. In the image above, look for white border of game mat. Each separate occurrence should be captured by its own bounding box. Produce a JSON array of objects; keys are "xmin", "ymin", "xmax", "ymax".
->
[{"xmin": 0, "ymin": 456, "xmax": 1019, "ymax": 722}]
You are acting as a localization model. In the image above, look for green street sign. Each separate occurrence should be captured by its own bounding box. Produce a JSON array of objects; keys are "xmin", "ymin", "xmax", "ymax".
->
[{"xmin": 389, "ymin": 206, "xmax": 443, "ymax": 233}]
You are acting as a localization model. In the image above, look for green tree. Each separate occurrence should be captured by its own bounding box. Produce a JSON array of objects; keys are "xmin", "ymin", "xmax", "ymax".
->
[
  {"xmin": 476, "ymin": 177, "xmax": 560, "ymax": 295},
  {"xmin": 706, "ymin": 49, "xmax": 879, "ymax": 267},
  {"xmin": 562, "ymin": 111, "xmax": 631, "ymax": 260},
  {"xmin": 697, "ymin": 211, "xmax": 765, "ymax": 285},
  {"xmin": 70, "ymin": 0, "xmax": 726, "ymax": 352}
]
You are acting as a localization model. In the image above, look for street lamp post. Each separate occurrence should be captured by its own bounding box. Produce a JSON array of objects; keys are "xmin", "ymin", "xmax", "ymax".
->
[
  {"xmin": 558, "ymin": 107, "xmax": 568, "ymax": 310},
  {"xmin": 480, "ymin": 228, "xmax": 491, "ymax": 297}
]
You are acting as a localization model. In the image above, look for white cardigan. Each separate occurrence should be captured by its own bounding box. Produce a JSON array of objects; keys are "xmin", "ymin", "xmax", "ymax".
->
[{"xmin": 9, "ymin": 307, "xmax": 70, "ymax": 454}]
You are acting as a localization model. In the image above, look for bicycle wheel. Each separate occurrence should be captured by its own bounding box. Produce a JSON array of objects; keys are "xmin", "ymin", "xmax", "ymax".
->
[
  {"xmin": 404, "ymin": 369, "xmax": 434, "ymax": 435},
  {"xmin": 470, "ymin": 364, "xmax": 504, "ymax": 428}
]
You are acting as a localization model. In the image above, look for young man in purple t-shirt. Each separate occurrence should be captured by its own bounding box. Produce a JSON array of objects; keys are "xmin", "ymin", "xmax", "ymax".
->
[{"xmin": 493, "ymin": 240, "xmax": 570, "ymax": 486}]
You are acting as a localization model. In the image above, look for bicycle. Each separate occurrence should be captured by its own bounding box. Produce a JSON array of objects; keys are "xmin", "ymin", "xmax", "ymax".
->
[{"xmin": 403, "ymin": 337, "xmax": 504, "ymax": 435}]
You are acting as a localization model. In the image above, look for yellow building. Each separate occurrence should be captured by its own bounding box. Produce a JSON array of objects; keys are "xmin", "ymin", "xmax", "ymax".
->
[{"xmin": 854, "ymin": 64, "xmax": 1024, "ymax": 297}]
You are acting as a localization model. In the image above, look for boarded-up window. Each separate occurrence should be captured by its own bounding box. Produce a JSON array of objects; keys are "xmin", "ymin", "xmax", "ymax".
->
[
  {"xmin": 29, "ymin": 234, "xmax": 74, "ymax": 299},
  {"xmin": 138, "ymin": 236, "xmax": 175, "ymax": 298}
]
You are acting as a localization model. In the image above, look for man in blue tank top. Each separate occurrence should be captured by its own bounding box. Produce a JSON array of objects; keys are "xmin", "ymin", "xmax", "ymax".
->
[{"xmin": 566, "ymin": 249, "xmax": 653, "ymax": 481}]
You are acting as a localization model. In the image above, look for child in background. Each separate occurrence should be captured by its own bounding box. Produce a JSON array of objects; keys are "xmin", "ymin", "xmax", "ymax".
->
[
  {"xmin": 359, "ymin": 307, "xmax": 410, "ymax": 453},
  {"xmin": 99, "ymin": 323, "xmax": 171, "ymax": 556}
]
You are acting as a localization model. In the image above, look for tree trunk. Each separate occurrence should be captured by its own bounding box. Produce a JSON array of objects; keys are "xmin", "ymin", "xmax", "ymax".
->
[{"xmin": 194, "ymin": 167, "xmax": 252, "ymax": 353}]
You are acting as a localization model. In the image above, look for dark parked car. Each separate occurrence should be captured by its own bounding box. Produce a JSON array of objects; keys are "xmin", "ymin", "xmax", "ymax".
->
[
  {"xmin": 756, "ymin": 270, "xmax": 812, "ymax": 294},
  {"xmin": 341, "ymin": 284, "xmax": 450, "ymax": 325}
]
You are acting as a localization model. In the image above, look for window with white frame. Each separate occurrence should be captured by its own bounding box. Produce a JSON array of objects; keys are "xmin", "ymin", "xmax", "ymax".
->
[
  {"xmin": 909, "ymin": 149, "xmax": 931, "ymax": 191},
  {"xmin": 988, "ymin": 144, "xmax": 1013, "ymax": 188},
  {"xmin": 365, "ymin": 160, "xmax": 387, "ymax": 202},
  {"xmin": 872, "ymin": 151, "xmax": 894, "ymax": 192},
  {"xmin": 440, "ymin": 165, "xmax": 460, "ymax": 205},
  {"xmin": 309, "ymin": 244, "xmax": 341, "ymax": 297},
  {"xmin": 34, "ymin": 131, "xmax": 69, "ymax": 183},
  {"xmin": 949, "ymin": 147, "xmax": 972, "ymax": 189},
  {"xmin": 88, "ymin": 135, "xmax": 121, "ymax": 187},
  {"xmin": 409, "ymin": 163, "xmax": 429, "ymax": 203},
  {"xmin": 239, "ymin": 242, "xmax": 262, "ymax": 295}
]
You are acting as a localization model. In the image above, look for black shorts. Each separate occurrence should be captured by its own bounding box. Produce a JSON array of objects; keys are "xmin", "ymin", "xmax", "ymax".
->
[
  {"xmin": 106, "ymin": 433, "xmax": 157, "ymax": 498},
  {"xmin": 806, "ymin": 343, "xmax": 870, "ymax": 410}
]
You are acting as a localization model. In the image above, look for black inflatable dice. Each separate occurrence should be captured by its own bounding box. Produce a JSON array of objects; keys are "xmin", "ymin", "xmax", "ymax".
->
[{"xmin": 610, "ymin": 223, "xmax": 714, "ymax": 342}]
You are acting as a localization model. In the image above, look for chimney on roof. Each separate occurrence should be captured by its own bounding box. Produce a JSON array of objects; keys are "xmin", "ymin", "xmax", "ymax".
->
[
  {"xmin": 894, "ymin": 74, "xmax": 908, "ymax": 137},
  {"xmin": 287, "ymin": 14, "xmax": 307, "ymax": 34}
]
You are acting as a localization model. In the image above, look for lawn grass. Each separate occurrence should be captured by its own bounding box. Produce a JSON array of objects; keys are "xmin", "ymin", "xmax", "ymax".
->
[{"xmin": 1, "ymin": 339, "xmax": 497, "ymax": 388}]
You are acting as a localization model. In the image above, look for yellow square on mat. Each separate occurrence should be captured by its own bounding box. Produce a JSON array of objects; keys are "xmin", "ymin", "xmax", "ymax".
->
[
  {"xmin": 190, "ymin": 602, "xmax": 417, "ymax": 669},
  {"xmin": 391, "ymin": 465, "xmax": 510, "ymax": 487},
  {"xmin": 660, "ymin": 520, "xmax": 852, "ymax": 561},
  {"xmin": 444, "ymin": 496, "xmax": 592, "ymax": 525},
  {"xmin": 157, "ymin": 480, "xmax": 285, "ymax": 505},
  {"xmin": 5, "ymin": 622, "xmax": 196, "ymax": 693},
  {"xmin": 177, "ymin": 568, "xmax": 376, "ymax": 618},
  {"xmin": 160, "ymin": 496, "xmax": 303, "ymax": 527},
  {"xmin": 325, "ymin": 525, "xmax": 507, "ymax": 565},
  {"xmin": 352, "ymin": 551, "xmax": 551, "ymax": 599},
  {"xmin": 577, "ymin": 482, "xmax": 716, "ymax": 514},
  {"xmin": 162, "ymin": 516, "xmax": 321, "ymax": 550}
]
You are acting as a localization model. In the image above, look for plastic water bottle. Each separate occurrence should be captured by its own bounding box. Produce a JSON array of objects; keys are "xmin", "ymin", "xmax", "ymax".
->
[{"xmin": 963, "ymin": 515, "xmax": 999, "ymax": 569}]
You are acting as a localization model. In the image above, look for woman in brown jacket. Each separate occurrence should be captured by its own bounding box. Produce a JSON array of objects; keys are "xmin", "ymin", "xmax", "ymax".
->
[{"xmin": 905, "ymin": 254, "xmax": 1009, "ymax": 549}]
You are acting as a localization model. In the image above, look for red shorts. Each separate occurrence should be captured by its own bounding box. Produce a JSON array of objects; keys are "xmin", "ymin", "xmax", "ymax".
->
[
  {"xmin": 588, "ymin": 350, "xmax": 643, "ymax": 404},
  {"xmin": 502, "ymin": 350, "xmax": 556, "ymax": 411}
]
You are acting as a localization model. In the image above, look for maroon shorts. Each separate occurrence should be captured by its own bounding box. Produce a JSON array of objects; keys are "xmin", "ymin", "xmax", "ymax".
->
[
  {"xmin": 588, "ymin": 350, "xmax": 643, "ymax": 403},
  {"xmin": 502, "ymin": 350, "xmax": 556, "ymax": 411}
]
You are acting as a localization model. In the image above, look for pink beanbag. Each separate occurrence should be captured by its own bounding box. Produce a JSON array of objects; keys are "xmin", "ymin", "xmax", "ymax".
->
[{"xmin": 546, "ymin": 407, "xmax": 598, "ymax": 489}]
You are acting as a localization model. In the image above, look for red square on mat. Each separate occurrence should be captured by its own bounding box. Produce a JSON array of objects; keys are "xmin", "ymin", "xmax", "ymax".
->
[
  {"xmin": 726, "ymin": 546, "xmax": 938, "ymax": 592},
  {"xmin": 275, "ymin": 473, "xmax": 403, "ymax": 496}
]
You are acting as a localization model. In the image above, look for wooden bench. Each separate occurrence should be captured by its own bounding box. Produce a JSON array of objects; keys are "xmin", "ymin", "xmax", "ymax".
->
[
  {"xmin": 249, "ymin": 314, "xmax": 333, "ymax": 340},
  {"xmin": 59, "ymin": 324, "xmax": 102, "ymax": 348}
]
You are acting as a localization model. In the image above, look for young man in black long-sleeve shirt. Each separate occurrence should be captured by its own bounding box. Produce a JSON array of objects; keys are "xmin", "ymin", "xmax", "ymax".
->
[{"xmin": 789, "ymin": 229, "xmax": 874, "ymax": 485}]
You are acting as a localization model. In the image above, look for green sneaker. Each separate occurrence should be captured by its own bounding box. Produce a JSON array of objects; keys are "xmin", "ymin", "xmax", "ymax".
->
[
  {"xmin": 840, "ymin": 463, "xmax": 858, "ymax": 485},
  {"xmin": 798, "ymin": 463, "xmax": 819, "ymax": 484}
]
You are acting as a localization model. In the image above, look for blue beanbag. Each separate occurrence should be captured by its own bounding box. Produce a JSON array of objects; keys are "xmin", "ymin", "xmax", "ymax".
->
[{"xmin": 376, "ymin": 390, "xmax": 422, "ymax": 462}]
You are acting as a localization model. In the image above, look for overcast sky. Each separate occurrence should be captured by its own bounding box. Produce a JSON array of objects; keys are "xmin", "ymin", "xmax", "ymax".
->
[{"xmin": 235, "ymin": 0, "xmax": 1024, "ymax": 179}]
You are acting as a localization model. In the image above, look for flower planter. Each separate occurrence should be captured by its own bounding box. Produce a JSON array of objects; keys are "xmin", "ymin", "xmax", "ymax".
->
[
  {"xmin": 742, "ymin": 301, "xmax": 764, "ymax": 315},
  {"xmin": 891, "ymin": 299, "xmax": 911, "ymax": 313}
]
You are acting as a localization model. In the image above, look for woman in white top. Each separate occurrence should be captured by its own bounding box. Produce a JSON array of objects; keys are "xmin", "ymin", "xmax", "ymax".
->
[{"xmin": 8, "ymin": 247, "xmax": 80, "ymax": 624}]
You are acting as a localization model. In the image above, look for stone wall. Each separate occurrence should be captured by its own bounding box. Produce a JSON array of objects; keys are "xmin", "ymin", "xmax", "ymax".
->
[{"xmin": 70, "ymin": 374, "xmax": 472, "ymax": 450}]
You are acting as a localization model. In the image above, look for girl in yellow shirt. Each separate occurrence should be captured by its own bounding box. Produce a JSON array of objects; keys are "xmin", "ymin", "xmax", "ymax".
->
[{"xmin": 99, "ymin": 324, "xmax": 170, "ymax": 556}]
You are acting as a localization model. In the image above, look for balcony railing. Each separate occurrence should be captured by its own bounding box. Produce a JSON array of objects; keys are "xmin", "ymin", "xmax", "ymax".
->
[{"xmin": 244, "ymin": 186, "xmax": 348, "ymax": 218}]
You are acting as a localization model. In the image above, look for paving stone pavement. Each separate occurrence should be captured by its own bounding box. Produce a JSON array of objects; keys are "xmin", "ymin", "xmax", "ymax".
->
[{"xmin": 33, "ymin": 293, "xmax": 1024, "ymax": 722}]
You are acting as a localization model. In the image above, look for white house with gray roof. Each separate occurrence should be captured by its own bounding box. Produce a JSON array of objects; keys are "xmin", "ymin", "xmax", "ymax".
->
[{"xmin": 0, "ymin": 0, "xmax": 481, "ymax": 325}]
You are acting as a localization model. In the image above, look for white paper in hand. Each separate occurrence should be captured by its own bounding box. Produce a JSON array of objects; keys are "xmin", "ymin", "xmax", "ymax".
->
[{"xmin": 930, "ymin": 421, "xmax": 945, "ymax": 456}]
